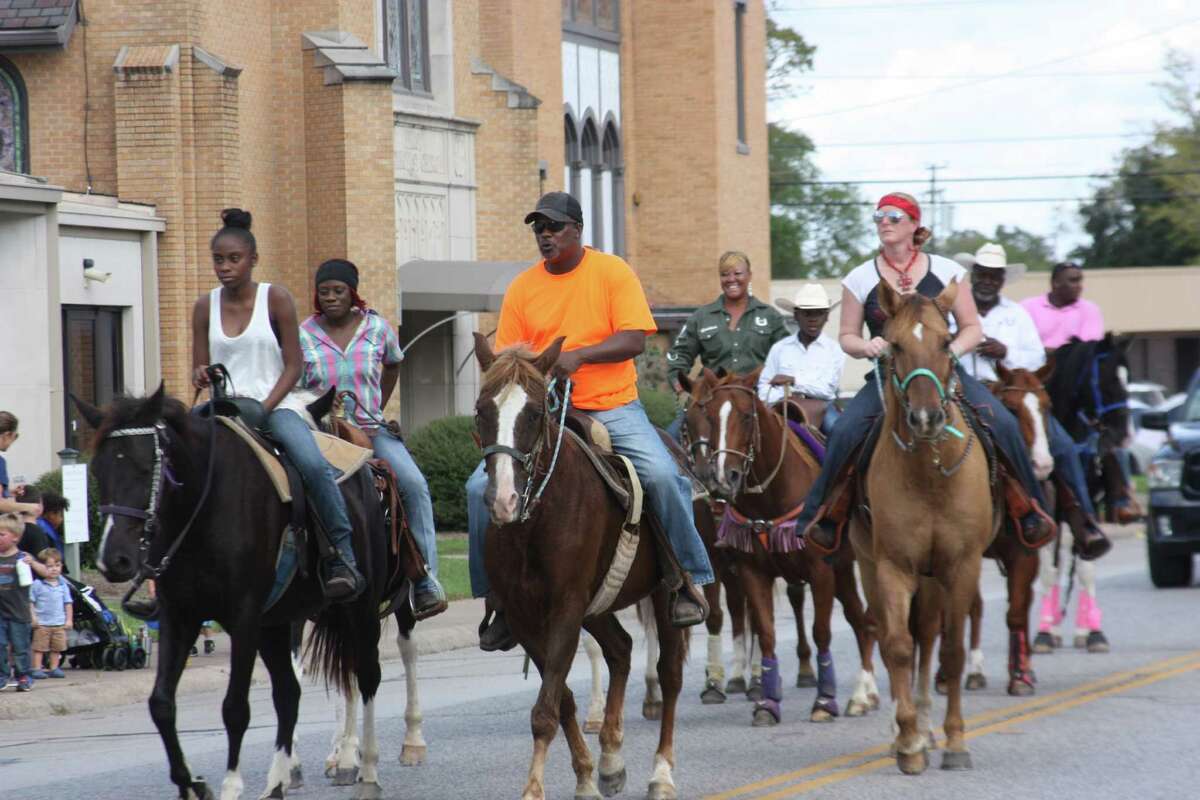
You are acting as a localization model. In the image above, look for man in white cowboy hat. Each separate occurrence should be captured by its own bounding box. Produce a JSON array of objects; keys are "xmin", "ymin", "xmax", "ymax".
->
[
  {"xmin": 953, "ymin": 243, "xmax": 1045, "ymax": 383},
  {"xmin": 757, "ymin": 283, "xmax": 845, "ymax": 434},
  {"xmin": 955, "ymin": 242, "xmax": 1112, "ymax": 560}
]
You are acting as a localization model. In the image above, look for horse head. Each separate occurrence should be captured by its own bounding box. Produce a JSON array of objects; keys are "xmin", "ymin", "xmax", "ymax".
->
[
  {"xmin": 1046, "ymin": 333, "xmax": 1132, "ymax": 451},
  {"xmin": 1094, "ymin": 332, "xmax": 1133, "ymax": 451},
  {"xmin": 685, "ymin": 367, "xmax": 764, "ymax": 500},
  {"xmin": 879, "ymin": 278, "xmax": 959, "ymax": 440},
  {"xmin": 72, "ymin": 385, "xmax": 191, "ymax": 583},
  {"xmin": 473, "ymin": 333, "xmax": 564, "ymax": 525},
  {"xmin": 677, "ymin": 367, "xmax": 722, "ymax": 492},
  {"xmin": 994, "ymin": 364, "xmax": 1055, "ymax": 480}
]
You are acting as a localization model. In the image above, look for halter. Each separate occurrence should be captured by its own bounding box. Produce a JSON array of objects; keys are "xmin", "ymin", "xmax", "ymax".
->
[
  {"xmin": 480, "ymin": 378, "xmax": 572, "ymax": 523},
  {"xmin": 877, "ymin": 355, "xmax": 974, "ymax": 478},
  {"xmin": 1076, "ymin": 351, "xmax": 1128, "ymax": 428}
]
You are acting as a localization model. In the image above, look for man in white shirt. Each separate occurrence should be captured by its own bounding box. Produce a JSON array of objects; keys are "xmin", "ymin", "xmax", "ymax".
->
[
  {"xmin": 758, "ymin": 283, "xmax": 845, "ymax": 435},
  {"xmin": 955, "ymin": 244, "xmax": 1110, "ymax": 558}
]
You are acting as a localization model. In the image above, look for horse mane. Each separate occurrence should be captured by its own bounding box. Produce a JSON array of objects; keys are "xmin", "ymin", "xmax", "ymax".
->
[
  {"xmin": 1044, "ymin": 337, "xmax": 1096, "ymax": 419},
  {"xmin": 481, "ymin": 345, "xmax": 548, "ymax": 399},
  {"xmin": 886, "ymin": 292, "xmax": 950, "ymax": 334},
  {"xmin": 92, "ymin": 393, "xmax": 191, "ymax": 448}
]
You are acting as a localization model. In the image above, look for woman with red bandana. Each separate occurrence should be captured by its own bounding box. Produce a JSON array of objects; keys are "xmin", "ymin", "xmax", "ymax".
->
[{"xmin": 795, "ymin": 193, "xmax": 1055, "ymax": 552}]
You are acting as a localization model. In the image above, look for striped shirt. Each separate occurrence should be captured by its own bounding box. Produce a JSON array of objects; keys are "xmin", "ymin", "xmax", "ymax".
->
[{"xmin": 300, "ymin": 311, "xmax": 403, "ymax": 430}]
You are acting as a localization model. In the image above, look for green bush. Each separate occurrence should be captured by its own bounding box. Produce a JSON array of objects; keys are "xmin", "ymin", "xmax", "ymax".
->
[
  {"xmin": 406, "ymin": 415, "xmax": 479, "ymax": 532},
  {"xmin": 639, "ymin": 385, "xmax": 680, "ymax": 430},
  {"xmin": 33, "ymin": 461, "xmax": 103, "ymax": 568}
]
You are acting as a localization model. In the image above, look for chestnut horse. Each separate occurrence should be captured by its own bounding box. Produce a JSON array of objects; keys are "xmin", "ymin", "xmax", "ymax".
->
[
  {"xmin": 850, "ymin": 279, "xmax": 997, "ymax": 774},
  {"xmin": 682, "ymin": 368, "xmax": 879, "ymax": 726},
  {"xmin": 473, "ymin": 335, "xmax": 687, "ymax": 800}
]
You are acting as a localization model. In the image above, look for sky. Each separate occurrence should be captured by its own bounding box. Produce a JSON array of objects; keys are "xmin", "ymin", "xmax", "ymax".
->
[{"xmin": 767, "ymin": 0, "xmax": 1200, "ymax": 258}]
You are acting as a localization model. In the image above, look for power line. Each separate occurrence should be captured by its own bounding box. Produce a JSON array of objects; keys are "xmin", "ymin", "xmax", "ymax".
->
[
  {"xmin": 802, "ymin": 70, "xmax": 1159, "ymax": 80},
  {"xmin": 775, "ymin": 17, "xmax": 1200, "ymax": 120},
  {"xmin": 774, "ymin": 192, "xmax": 1200, "ymax": 206},
  {"xmin": 769, "ymin": 168, "xmax": 1200, "ymax": 186},
  {"xmin": 771, "ymin": 0, "xmax": 1066, "ymax": 12},
  {"xmin": 769, "ymin": 132, "xmax": 1155, "ymax": 149}
]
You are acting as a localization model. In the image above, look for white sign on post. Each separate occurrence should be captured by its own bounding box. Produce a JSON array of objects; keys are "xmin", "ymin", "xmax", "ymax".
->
[{"xmin": 61, "ymin": 463, "xmax": 90, "ymax": 545}]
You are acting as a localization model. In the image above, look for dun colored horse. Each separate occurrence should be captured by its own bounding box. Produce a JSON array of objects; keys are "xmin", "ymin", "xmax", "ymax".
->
[
  {"xmin": 850, "ymin": 279, "xmax": 997, "ymax": 774},
  {"xmin": 76, "ymin": 387, "xmax": 400, "ymax": 800},
  {"xmin": 682, "ymin": 368, "xmax": 879, "ymax": 726},
  {"xmin": 473, "ymin": 335, "xmax": 687, "ymax": 800}
]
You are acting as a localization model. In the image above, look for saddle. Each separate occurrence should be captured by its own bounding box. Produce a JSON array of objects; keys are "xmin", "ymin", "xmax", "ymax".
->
[
  {"xmin": 562, "ymin": 410, "xmax": 688, "ymax": 617},
  {"xmin": 772, "ymin": 396, "xmax": 830, "ymax": 435}
]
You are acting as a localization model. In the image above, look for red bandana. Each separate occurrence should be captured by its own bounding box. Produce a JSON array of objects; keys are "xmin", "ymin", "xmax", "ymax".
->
[{"xmin": 877, "ymin": 193, "xmax": 921, "ymax": 224}]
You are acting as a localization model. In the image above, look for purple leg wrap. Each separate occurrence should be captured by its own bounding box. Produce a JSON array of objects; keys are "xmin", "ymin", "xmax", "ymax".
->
[
  {"xmin": 761, "ymin": 657, "xmax": 782, "ymax": 701},
  {"xmin": 817, "ymin": 650, "xmax": 837, "ymax": 698},
  {"xmin": 786, "ymin": 420, "xmax": 826, "ymax": 463}
]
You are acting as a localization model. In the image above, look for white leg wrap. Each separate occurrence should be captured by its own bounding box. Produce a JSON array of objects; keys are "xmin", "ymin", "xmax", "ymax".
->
[
  {"xmin": 220, "ymin": 769, "xmax": 243, "ymax": 800},
  {"xmin": 969, "ymin": 648, "xmax": 985, "ymax": 674},
  {"xmin": 360, "ymin": 700, "xmax": 380, "ymax": 785}
]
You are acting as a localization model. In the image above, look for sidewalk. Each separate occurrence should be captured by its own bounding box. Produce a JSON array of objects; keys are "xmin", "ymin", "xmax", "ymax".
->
[{"xmin": 0, "ymin": 596, "xmax": 487, "ymax": 722}]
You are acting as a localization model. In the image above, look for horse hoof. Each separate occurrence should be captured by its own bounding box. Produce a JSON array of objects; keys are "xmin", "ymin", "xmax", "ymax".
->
[
  {"xmin": 752, "ymin": 699, "xmax": 781, "ymax": 727},
  {"xmin": 965, "ymin": 672, "xmax": 987, "ymax": 691},
  {"xmin": 353, "ymin": 781, "xmax": 383, "ymax": 800},
  {"xmin": 265, "ymin": 782, "xmax": 285, "ymax": 799},
  {"xmin": 896, "ymin": 749, "xmax": 929, "ymax": 775},
  {"xmin": 934, "ymin": 678, "xmax": 948, "ymax": 696},
  {"xmin": 700, "ymin": 680, "xmax": 727, "ymax": 705},
  {"xmin": 725, "ymin": 676, "xmax": 747, "ymax": 694},
  {"xmin": 400, "ymin": 743, "xmax": 426, "ymax": 766},
  {"xmin": 1073, "ymin": 634, "xmax": 1088, "ymax": 649},
  {"xmin": 289, "ymin": 765, "xmax": 304, "ymax": 790},
  {"xmin": 647, "ymin": 780, "xmax": 678, "ymax": 800},
  {"xmin": 810, "ymin": 697, "xmax": 839, "ymax": 722},
  {"xmin": 599, "ymin": 767, "xmax": 627, "ymax": 797},
  {"xmin": 642, "ymin": 700, "xmax": 663, "ymax": 721},
  {"xmin": 576, "ymin": 791, "xmax": 603, "ymax": 800},
  {"xmin": 796, "ymin": 666, "xmax": 817, "ymax": 689},
  {"xmin": 1087, "ymin": 631, "xmax": 1110, "ymax": 653},
  {"xmin": 584, "ymin": 719, "xmax": 604, "ymax": 733},
  {"xmin": 746, "ymin": 677, "xmax": 764, "ymax": 702},
  {"xmin": 1051, "ymin": 634, "xmax": 1063, "ymax": 648},
  {"xmin": 845, "ymin": 699, "xmax": 869, "ymax": 718},
  {"xmin": 1007, "ymin": 677, "xmax": 1036, "ymax": 697},
  {"xmin": 332, "ymin": 767, "xmax": 357, "ymax": 786},
  {"xmin": 941, "ymin": 750, "xmax": 973, "ymax": 771},
  {"xmin": 1032, "ymin": 632, "xmax": 1055, "ymax": 654},
  {"xmin": 187, "ymin": 779, "xmax": 215, "ymax": 800},
  {"xmin": 810, "ymin": 708, "xmax": 834, "ymax": 723}
]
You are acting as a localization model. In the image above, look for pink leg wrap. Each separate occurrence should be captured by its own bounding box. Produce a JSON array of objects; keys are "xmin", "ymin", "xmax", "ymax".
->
[
  {"xmin": 1038, "ymin": 585, "xmax": 1061, "ymax": 631},
  {"xmin": 1075, "ymin": 591, "xmax": 1102, "ymax": 631}
]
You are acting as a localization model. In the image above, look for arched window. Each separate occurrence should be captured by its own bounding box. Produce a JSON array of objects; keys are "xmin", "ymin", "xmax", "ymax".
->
[
  {"xmin": 579, "ymin": 119, "xmax": 600, "ymax": 248},
  {"xmin": 601, "ymin": 122, "xmax": 624, "ymax": 255},
  {"xmin": 0, "ymin": 57, "xmax": 29, "ymax": 174},
  {"xmin": 564, "ymin": 113, "xmax": 580, "ymax": 198}
]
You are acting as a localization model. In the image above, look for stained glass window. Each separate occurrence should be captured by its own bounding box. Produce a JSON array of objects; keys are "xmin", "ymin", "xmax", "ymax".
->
[
  {"xmin": 383, "ymin": 0, "xmax": 430, "ymax": 94},
  {"xmin": 0, "ymin": 59, "xmax": 27, "ymax": 173}
]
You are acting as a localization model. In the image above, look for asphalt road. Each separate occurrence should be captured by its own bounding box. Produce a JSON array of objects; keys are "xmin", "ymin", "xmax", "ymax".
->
[{"xmin": 2, "ymin": 533, "xmax": 1197, "ymax": 800}]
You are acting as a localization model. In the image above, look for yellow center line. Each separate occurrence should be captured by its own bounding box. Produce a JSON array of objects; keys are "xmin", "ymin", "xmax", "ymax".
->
[{"xmin": 704, "ymin": 650, "xmax": 1200, "ymax": 800}]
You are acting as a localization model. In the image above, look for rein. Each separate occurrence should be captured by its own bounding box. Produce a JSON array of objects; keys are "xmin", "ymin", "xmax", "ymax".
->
[{"xmin": 480, "ymin": 378, "xmax": 572, "ymax": 523}]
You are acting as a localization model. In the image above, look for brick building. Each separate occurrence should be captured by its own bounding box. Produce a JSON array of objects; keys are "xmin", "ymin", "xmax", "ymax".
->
[{"xmin": 0, "ymin": 0, "xmax": 768, "ymax": 475}]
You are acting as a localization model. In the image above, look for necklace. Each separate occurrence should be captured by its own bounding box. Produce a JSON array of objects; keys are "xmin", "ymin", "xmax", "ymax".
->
[{"xmin": 880, "ymin": 249, "xmax": 921, "ymax": 291}]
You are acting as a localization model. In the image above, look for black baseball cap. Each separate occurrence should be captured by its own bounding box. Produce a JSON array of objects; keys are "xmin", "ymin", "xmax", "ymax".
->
[{"xmin": 524, "ymin": 191, "xmax": 583, "ymax": 225}]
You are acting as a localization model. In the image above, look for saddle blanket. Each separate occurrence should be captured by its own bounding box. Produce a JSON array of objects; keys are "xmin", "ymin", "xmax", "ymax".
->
[{"xmin": 716, "ymin": 505, "xmax": 806, "ymax": 555}]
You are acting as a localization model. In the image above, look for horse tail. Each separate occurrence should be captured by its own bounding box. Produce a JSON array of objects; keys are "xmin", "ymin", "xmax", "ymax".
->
[{"xmin": 304, "ymin": 602, "xmax": 361, "ymax": 698}]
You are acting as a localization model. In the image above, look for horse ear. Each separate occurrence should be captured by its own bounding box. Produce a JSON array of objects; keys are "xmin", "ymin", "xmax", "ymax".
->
[
  {"xmin": 877, "ymin": 279, "xmax": 902, "ymax": 319},
  {"xmin": 306, "ymin": 386, "xmax": 337, "ymax": 425},
  {"xmin": 700, "ymin": 367, "xmax": 719, "ymax": 384},
  {"xmin": 1115, "ymin": 333, "xmax": 1133, "ymax": 353},
  {"xmin": 71, "ymin": 394, "xmax": 105, "ymax": 429},
  {"xmin": 995, "ymin": 363, "xmax": 1012, "ymax": 384},
  {"xmin": 534, "ymin": 336, "xmax": 566, "ymax": 375},
  {"xmin": 1035, "ymin": 354, "xmax": 1055, "ymax": 383},
  {"xmin": 677, "ymin": 373, "xmax": 694, "ymax": 395},
  {"xmin": 714, "ymin": 366, "xmax": 729, "ymax": 380},
  {"xmin": 744, "ymin": 366, "xmax": 764, "ymax": 385},
  {"xmin": 473, "ymin": 332, "xmax": 496, "ymax": 372},
  {"xmin": 933, "ymin": 277, "xmax": 959, "ymax": 317},
  {"xmin": 144, "ymin": 383, "xmax": 167, "ymax": 419}
]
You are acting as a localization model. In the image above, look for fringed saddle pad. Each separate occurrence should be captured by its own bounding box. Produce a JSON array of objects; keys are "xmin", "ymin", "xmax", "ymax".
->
[{"xmin": 717, "ymin": 504, "xmax": 806, "ymax": 555}]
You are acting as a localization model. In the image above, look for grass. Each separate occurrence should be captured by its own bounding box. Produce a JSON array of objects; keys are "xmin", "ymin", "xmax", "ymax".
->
[{"xmin": 436, "ymin": 533, "xmax": 472, "ymax": 601}]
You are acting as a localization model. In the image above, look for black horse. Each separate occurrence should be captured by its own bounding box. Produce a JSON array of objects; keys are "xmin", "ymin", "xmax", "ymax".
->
[{"xmin": 76, "ymin": 386, "xmax": 400, "ymax": 800}]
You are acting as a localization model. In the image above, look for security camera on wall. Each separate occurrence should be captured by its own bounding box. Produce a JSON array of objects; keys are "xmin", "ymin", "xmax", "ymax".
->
[{"xmin": 83, "ymin": 258, "xmax": 112, "ymax": 283}]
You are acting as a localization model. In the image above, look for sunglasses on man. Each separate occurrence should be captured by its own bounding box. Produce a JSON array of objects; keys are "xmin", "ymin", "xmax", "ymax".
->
[
  {"xmin": 530, "ymin": 219, "xmax": 570, "ymax": 235},
  {"xmin": 872, "ymin": 209, "xmax": 908, "ymax": 224}
]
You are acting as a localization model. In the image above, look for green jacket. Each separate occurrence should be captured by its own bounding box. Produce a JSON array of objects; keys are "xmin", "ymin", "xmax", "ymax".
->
[{"xmin": 665, "ymin": 295, "xmax": 789, "ymax": 384}]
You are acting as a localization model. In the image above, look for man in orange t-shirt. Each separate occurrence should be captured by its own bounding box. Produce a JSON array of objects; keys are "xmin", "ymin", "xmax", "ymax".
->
[{"xmin": 468, "ymin": 192, "xmax": 714, "ymax": 650}]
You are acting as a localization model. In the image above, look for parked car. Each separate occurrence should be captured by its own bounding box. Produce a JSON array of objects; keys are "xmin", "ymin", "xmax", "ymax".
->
[
  {"xmin": 1142, "ymin": 375, "xmax": 1200, "ymax": 588},
  {"xmin": 1127, "ymin": 381, "xmax": 1167, "ymax": 409},
  {"xmin": 1129, "ymin": 392, "xmax": 1188, "ymax": 475}
]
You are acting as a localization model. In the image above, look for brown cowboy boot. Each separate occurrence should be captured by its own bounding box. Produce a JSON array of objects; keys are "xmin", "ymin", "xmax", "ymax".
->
[
  {"xmin": 1001, "ymin": 471, "xmax": 1057, "ymax": 549},
  {"xmin": 802, "ymin": 471, "xmax": 856, "ymax": 555},
  {"xmin": 1058, "ymin": 483, "xmax": 1112, "ymax": 561},
  {"xmin": 1112, "ymin": 490, "xmax": 1144, "ymax": 525}
]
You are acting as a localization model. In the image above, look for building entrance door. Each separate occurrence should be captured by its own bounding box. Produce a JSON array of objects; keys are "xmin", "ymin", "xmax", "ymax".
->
[{"xmin": 62, "ymin": 306, "xmax": 124, "ymax": 453}]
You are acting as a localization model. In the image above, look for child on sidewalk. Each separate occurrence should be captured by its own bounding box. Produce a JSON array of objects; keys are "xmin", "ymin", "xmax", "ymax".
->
[
  {"xmin": 30, "ymin": 548, "xmax": 72, "ymax": 679},
  {"xmin": 0, "ymin": 511, "xmax": 35, "ymax": 692}
]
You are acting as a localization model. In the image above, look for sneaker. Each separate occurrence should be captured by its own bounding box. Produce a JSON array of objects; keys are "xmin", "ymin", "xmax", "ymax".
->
[
  {"xmin": 203, "ymin": 639, "xmax": 216, "ymax": 656},
  {"xmin": 15, "ymin": 677, "xmax": 32, "ymax": 692},
  {"xmin": 29, "ymin": 669, "xmax": 48, "ymax": 680},
  {"xmin": 47, "ymin": 668, "xmax": 66, "ymax": 679}
]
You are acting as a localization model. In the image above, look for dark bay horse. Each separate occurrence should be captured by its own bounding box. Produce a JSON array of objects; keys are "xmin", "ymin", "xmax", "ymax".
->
[
  {"xmin": 850, "ymin": 279, "xmax": 997, "ymax": 774},
  {"xmin": 473, "ymin": 335, "xmax": 687, "ymax": 800},
  {"xmin": 682, "ymin": 368, "xmax": 878, "ymax": 726},
  {"xmin": 77, "ymin": 388, "xmax": 394, "ymax": 800}
]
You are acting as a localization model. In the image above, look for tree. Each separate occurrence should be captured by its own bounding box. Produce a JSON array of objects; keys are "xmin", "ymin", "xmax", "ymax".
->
[
  {"xmin": 1073, "ymin": 53, "xmax": 1200, "ymax": 267},
  {"xmin": 769, "ymin": 123, "xmax": 872, "ymax": 279},
  {"xmin": 937, "ymin": 225, "xmax": 1056, "ymax": 271},
  {"xmin": 766, "ymin": 13, "xmax": 815, "ymax": 100}
]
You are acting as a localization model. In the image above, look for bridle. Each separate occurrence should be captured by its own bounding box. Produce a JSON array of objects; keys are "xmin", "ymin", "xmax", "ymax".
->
[
  {"xmin": 691, "ymin": 383, "xmax": 790, "ymax": 496},
  {"xmin": 479, "ymin": 377, "xmax": 572, "ymax": 523},
  {"xmin": 1076, "ymin": 350, "xmax": 1128, "ymax": 437}
]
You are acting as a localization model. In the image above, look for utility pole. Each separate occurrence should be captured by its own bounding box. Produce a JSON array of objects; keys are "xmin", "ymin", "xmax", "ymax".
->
[{"xmin": 926, "ymin": 162, "xmax": 948, "ymax": 247}]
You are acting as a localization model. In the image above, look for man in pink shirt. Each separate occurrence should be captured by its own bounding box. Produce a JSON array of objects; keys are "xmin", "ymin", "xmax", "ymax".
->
[{"xmin": 1020, "ymin": 262, "xmax": 1104, "ymax": 351}]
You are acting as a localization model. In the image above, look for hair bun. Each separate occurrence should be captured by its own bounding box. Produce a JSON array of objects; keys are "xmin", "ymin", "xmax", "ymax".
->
[{"xmin": 220, "ymin": 208, "xmax": 253, "ymax": 230}]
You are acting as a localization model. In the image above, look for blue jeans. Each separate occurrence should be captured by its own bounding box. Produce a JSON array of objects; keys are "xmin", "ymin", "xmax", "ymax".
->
[
  {"xmin": 1047, "ymin": 416, "xmax": 1097, "ymax": 516},
  {"xmin": 266, "ymin": 409, "xmax": 356, "ymax": 566},
  {"xmin": 0, "ymin": 615, "xmax": 32, "ymax": 679},
  {"xmin": 371, "ymin": 429, "xmax": 439, "ymax": 592},
  {"xmin": 666, "ymin": 407, "xmax": 685, "ymax": 443},
  {"xmin": 795, "ymin": 367, "xmax": 1047, "ymax": 532},
  {"xmin": 467, "ymin": 399, "xmax": 715, "ymax": 598},
  {"xmin": 821, "ymin": 402, "xmax": 841, "ymax": 437}
]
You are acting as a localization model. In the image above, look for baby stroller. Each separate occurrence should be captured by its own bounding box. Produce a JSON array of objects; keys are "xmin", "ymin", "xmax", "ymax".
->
[{"xmin": 63, "ymin": 577, "xmax": 150, "ymax": 671}]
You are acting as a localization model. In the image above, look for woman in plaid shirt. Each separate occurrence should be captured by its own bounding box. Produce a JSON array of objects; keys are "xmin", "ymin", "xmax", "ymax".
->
[{"xmin": 300, "ymin": 259, "xmax": 447, "ymax": 620}]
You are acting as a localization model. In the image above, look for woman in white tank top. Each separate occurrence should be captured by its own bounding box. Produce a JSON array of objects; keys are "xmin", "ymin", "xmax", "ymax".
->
[{"xmin": 190, "ymin": 208, "xmax": 363, "ymax": 602}]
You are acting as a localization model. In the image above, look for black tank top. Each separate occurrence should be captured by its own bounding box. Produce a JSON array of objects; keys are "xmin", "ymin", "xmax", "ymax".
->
[{"xmin": 861, "ymin": 258, "xmax": 951, "ymax": 340}]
